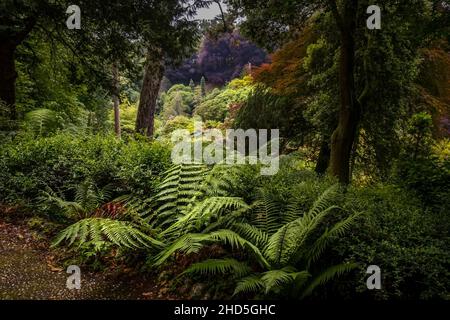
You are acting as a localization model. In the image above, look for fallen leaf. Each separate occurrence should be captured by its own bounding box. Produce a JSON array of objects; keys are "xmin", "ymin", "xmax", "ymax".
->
[{"xmin": 48, "ymin": 264, "xmax": 63, "ymax": 272}]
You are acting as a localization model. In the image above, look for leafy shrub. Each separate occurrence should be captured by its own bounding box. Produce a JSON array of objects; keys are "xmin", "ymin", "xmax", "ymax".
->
[
  {"xmin": 0, "ymin": 133, "xmax": 171, "ymax": 205},
  {"xmin": 394, "ymin": 115, "xmax": 450, "ymax": 212},
  {"xmin": 194, "ymin": 76, "xmax": 254, "ymax": 122},
  {"xmin": 160, "ymin": 84, "xmax": 196, "ymax": 119},
  {"xmin": 332, "ymin": 184, "xmax": 450, "ymax": 300},
  {"xmin": 158, "ymin": 116, "xmax": 196, "ymax": 138}
]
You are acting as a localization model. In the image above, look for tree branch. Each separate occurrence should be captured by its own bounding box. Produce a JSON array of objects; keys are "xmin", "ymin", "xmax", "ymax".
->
[{"xmin": 215, "ymin": 0, "xmax": 228, "ymax": 32}]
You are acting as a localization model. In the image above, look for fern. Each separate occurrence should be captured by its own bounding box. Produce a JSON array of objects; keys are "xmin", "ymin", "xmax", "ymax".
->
[
  {"xmin": 24, "ymin": 108, "xmax": 62, "ymax": 136},
  {"xmin": 52, "ymin": 218, "xmax": 164, "ymax": 249},
  {"xmin": 234, "ymin": 275, "xmax": 265, "ymax": 296},
  {"xmin": 157, "ymin": 184, "xmax": 360, "ymax": 299},
  {"xmin": 153, "ymin": 233, "xmax": 210, "ymax": 266},
  {"xmin": 261, "ymin": 268, "xmax": 309, "ymax": 294},
  {"xmin": 300, "ymin": 263, "xmax": 359, "ymax": 299},
  {"xmin": 38, "ymin": 180, "xmax": 113, "ymax": 219},
  {"xmin": 150, "ymin": 163, "xmax": 208, "ymax": 226},
  {"xmin": 305, "ymin": 211, "xmax": 362, "ymax": 268},
  {"xmin": 162, "ymin": 197, "xmax": 249, "ymax": 236},
  {"xmin": 182, "ymin": 259, "xmax": 252, "ymax": 278}
]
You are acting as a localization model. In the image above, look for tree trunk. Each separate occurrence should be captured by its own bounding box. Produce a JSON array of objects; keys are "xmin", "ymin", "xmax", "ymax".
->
[
  {"xmin": 0, "ymin": 40, "xmax": 18, "ymax": 120},
  {"xmin": 329, "ymin": 0, "xmax": 360, "ymax": 185},
  {"xmin": 315, "ymin": 137, "xmax": 331, "ymax": 175},
  {"xmin": 136, "ymin": 47, "xmax": 165, "ymax": 137},
  {"xmin": 112, "ymin": 64, "xmax": 121, "ymax": 138},
  {"xmin": 0, "ymin": 17, "xmax": 36, "ymax": 121}
]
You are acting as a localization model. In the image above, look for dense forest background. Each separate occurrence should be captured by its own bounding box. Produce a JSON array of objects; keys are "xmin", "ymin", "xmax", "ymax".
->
[{"xmin": 0, "ymin": 0, "xmax": 449, "ymax": 300}]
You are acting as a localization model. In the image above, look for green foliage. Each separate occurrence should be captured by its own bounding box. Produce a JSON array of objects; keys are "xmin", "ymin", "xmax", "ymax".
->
[
  {"xmin": 393, "ymin": 113, "xmax": 450, "ymax": 211},
  {"xmin": 158, "ymin": 115, "xmax": 196, "ymax": 138},
  {"xmin": 333, "ymin": 184, "xmax": 450, "ymax": 300},
  {"xmin": 160, "ymin": 84, "xmax": 196, "ymax": 119},
  {"xmin": 194, "ymin": 76, "xmax": 255, "ymax": 122},
  {"xmin": 0, "ymin": 133, "xmax": 171, "ymax": 204},
  {"xmin": 23, "ymin": 109, "xmax": 63, "ymax": 137},
  {"xmin": 52, "ymin": 218, "xmax": 164, "ymax": 249},
  {"xmin": 16, "ymin": 32, "xmax": 111, "ymax": 133},
  {"xmin": 37, "ymin": 180, "xmax": 113, "ymax": 220},
  {"xmin": 234, "ymin": 86, "xmax": 308, "ymax": 148},
  {"xmin": 150, "ymin": 163, "xmax": 209, "ymax": 228},
  {"xmin": 155, "ymin": 175, "xmax": 360, "ymax": 299}
]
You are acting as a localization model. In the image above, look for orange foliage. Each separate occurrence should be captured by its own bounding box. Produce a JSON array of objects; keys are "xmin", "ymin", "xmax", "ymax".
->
[
  {"xmin": 252, "ymin": 26, "xmax": 317, "ymax": 96},
  {"xmin": 93, "ymin": 202, "xmax": 127, "ymax": 219}
]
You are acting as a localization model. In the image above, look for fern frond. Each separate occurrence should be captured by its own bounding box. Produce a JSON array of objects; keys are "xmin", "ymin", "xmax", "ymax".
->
[
  {"xmin": 305, "ymin": 212, "xmax": 362, "ymax": 268},
  {"xmin": 182, "ymin": 259, "xmax": 252, "ymax": 278},
  {"xmin": 260, "ymin": 267, "xmax": 306, "ymax": 294},
  {"xmin": 152, "ymin": 164, "xmax": 208, "ymax": 224},
  {"xmin": 252, "ymin": 197, "xmax": 284, "ymax": 235},
  {"xmin": 264, "ymin": 187, "xmax": 340, "ymax": 266},
  {"xmin": 307, "ymin": 184, "xmax": 339, "ymax": 218},
  {"xmin": 233, "ymin": 275, "xmax": 265, "ymax": 296},
  {"xmin": 207, "ymin": 229, "xmax": 270, "ymax": 269},
  {"xmin": 24, "ymin": 108, "xmax": 61, "ymax": 136},
  {"xmin": 232, "ymin": 222, "xmax": 269, "ymax": 248},
  {"xmin": 163, "ymin": 197, "xmax": 249, "ymax": 236},
  {"xmin": 153, "ymin": 233, "xmax": 210, "ymax": 266},
  {"xmin": 52, "ymin": 218, "xmax": 164, "ymax": 249},
  {"xmin": 300, "ymin": 263, "xmax": 358, "ymax": 299}
]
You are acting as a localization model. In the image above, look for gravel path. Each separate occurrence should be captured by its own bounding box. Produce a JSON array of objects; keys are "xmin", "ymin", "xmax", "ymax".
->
[{"xmin": 0, "ymin": 220, "xmax": 169, "ymax": 300}]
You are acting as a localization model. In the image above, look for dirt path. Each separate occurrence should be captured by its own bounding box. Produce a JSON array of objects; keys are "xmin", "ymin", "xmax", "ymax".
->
[{"xmin": 0, "ymin": 220, "xmax": 171, "ymax": 300}]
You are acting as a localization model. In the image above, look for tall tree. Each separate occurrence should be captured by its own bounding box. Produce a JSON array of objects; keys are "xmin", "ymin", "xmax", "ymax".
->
[
  {"xmin": 200, "ymin": 76, "xmax": 207, "ymax": 97},
  {"xmin": 326, "ymin": 0, "xmax": 359, "ymax": 184},
  {"xmin": 136, "ymin": 47, "xmax": 166, "ymax": 137},
  {"xmin": 228, "ymin": 0, "xmax": 449, "ymax": 184},
  {"xmin": 134, "ymin": 0, "xmax": 206, "ymax": 137}
]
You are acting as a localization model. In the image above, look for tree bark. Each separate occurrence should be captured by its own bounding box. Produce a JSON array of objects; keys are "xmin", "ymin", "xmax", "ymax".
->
[
  {"xmin": 0, "ymin": 40, "xmax": 18, "ymax": 120},
  {"xmin": 136, "ymin": 47, "xmax": 165, "ymax": 138},
  {"xmin": 315, "ymin": 137, "xmax": 331, "ymax": 175},
  {"xmin": 0, "ymin": 17, "xmax": 36, "ymax": 121},
  {"xmin": 112, "ymin": 64, "xmax": 121, "ymax": 138},
  {"xmin": 328, "ymin": 0, "xmax": 360, "ymax": 185}
]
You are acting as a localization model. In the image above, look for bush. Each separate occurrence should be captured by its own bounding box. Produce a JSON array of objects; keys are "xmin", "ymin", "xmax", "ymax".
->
[
  {"xmin": 0, "ymin": 133, "xmax": 171, "ymax": 205},
  {"xmin": 393, "ymin": 114, "xmax": 450, "ymax": 213},
  {"xmin": 393, "ymin": 140, "xmax": 450, "ymax": 214},
  {"xmin": 331, "ymin": 184, "xmax": 450, "ymax": 300},
  {"xmin": 194, "ymin": 76, "xmax": 254, "ymax": 122}
]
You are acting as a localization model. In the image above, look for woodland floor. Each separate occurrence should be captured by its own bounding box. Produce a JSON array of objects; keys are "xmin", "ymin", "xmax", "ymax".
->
[{"xmin": 0, "ymin": 215, "xmax": 180, "ymax": 300}]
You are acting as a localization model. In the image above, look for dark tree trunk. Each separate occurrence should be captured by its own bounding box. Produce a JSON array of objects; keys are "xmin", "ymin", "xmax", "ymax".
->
[
  {"xmin": 315, "ymin": 137, "xmax": 331, "ymax": 175},
  {"xmin": 0, "ymin": 40, "xmax": 18, "ymax": 120},
  {"xmin": 136, "ymin": 47, "xmax": 165, "ymax": 137},
  {"xmin": 0, "ymin": 17, "xmax": 36, "ymax": 121},
  {"xmin": 328, "ymin": 0, "xmax": 360, "ymax": 184},
  {"xmin": 112, "ymin": 64, "xmax": 121, "ymax": 138}
]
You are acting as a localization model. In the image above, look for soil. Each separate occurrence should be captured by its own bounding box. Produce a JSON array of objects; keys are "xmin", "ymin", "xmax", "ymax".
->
[{"xmin": 0, "ymin": 217, "xmax": 179, "ymax": 300}]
